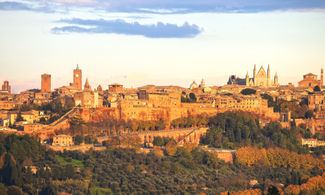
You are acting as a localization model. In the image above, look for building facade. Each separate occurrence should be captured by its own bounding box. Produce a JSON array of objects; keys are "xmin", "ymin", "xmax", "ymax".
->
[
  {"xmin": 227, "ymin": 64, "xmax": 279, "ymax": 88},
  {"xmin": 52, "ymin": 134, "xmax": 73, "ymax": 146},
  {"xmin": 298, "ymin": 69, "xmax": 323, "ymax": 89}
]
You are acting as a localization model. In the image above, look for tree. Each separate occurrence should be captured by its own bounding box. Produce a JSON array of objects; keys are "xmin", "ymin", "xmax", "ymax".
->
[
  {"xmin": 189, "ymin": 93, "xmax": 197, "ymax": 102},
  {"xmin": 0, "ymin": 183, "xmax": 7, "ymax": 195},
  {"xmin": 153, "ymin": 137, "xmax": 164, "ymax": 146},
  {"xmin": 7, "ymin": 185, "xmax": 23, "ymax": 195},
  {"xmin": 305, "ymin": 110, "xmax": 314, "ymax": 119},
  {"xmin": 314, "ymin": 85, "xmax": 321, "ymax": 92},
  {"xmin": 165, "ymin": 140, "xmax": 178, "ymax": 156},
  {"xmin": 2, "ymin": 154, "xmax": 22, "ymax": 186},
  {"xmin": 261, "ymin": 94, "xmax": 276, "ymax": 107},
  {"xmin": 15, "ymin": 112, "xmax": 24, "ymax": 122},
  {"xmin": 39, "ymin": 184, "xmax": 57, "ymax": 195},
  {"xmin": 240, "ymin": 88, "xmax": 256, "ymax": 95},
  {"xmin": 73, "ymin": 135, "xmax": 83, "ymax": 145}
]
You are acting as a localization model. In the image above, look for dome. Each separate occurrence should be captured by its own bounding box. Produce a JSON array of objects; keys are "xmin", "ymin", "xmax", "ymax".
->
[{"xmin": 190, "ymin": 81, "xmax": 198, "ymax": 89}]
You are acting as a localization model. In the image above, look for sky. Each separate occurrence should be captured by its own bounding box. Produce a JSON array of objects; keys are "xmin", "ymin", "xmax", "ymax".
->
[{"xmin": 0, "ymin": 0, "xmax": 325, "ymax": 93}]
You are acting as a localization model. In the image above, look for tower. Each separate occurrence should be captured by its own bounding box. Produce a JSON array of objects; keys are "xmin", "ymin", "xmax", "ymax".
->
[
  {"xmin": 267, "ymin": 64, "xmax": 270, "ymax": 87},
  {"xmin": 321, "ymin": 68, "xmax": 323, "ymax": 89},
  {"xmin": 41, "ymin": 74, "xmax": 51, "ymax": 93},
  {"xmin": 246, "ymin": 72, "xmax": 249, "ymax": 86},
  {"xmin": 199, "ymin": 79, "xmax": 206, "ymax": 88},
  {"xmin": 84, "ymin": 78, "xmax": 91, "ymax": 91},
  {"xmin": 274, "ymin": 72, "xmax": 278, "ymax": 86},
  {"xmin": 73, "ymin": 65, "xmax": 82, "ymax": 90},
  {"xmin": 253, "ymin": 64, "xmax": 256, "ymax": 86},
  {"xmin": 1, "ymin": 81, "xmax": 11, "ymax": 94}
]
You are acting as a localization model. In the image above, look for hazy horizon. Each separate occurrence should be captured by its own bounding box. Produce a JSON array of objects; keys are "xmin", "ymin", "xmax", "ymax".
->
[{"xmin": 1, "ymin": 0, "xmax": 325, "ymax": 93}]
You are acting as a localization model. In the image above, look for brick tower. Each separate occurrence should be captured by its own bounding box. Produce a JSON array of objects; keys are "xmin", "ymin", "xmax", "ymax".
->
[
  {"xmin": 41, "ymin": 73, "xmax": 51, "ymax": 93},
  {"xmin": 1, "ymin": 81, "xmax": 11, "ymax": 94},
  {"xmin": 73, "ymin": 65, "xmax": 82, "ymax": 90},
  {"xmin": 321, "ymin": 68, "xmax": 323, "ymax": 89}
]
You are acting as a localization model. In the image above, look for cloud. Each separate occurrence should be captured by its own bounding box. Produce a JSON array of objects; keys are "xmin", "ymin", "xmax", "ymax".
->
[
  {"xmin": 1, "ymin": 0, "xmax": 325, "ymax": 14},
  {"xmin": 51, "ymin": 18, "xmax": 202, "ymax": 38},
  {"xmin": 0, "ymin": 1, "xmax": 54, "ymax": 12},
  {"xmin": 0, "ymin": 1, "xmax": 31, "ymax": 10}
]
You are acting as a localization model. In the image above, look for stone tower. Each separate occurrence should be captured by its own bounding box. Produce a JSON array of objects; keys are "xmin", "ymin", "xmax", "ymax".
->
[
  {"xmin": 1, "ymin": 81, "xmax": 11, "ymax": 94},
  {"xmin": 253, "ymin": 64, "xmax": 256, "ymax": 86},
  {"xmin": 41, "ymin": 73, "xmax": 51, "ymax": 93},
  {"xmin": 73, "ymin": 65, "xmax": 82, "ymax": 90},
  {"xmin": 84, "ymin": 78, "xmax": 91, "ymax": 91},
  {"xmin": 246, "ymin": 72, "xmax": 249, "ymax": 86},
  {"xmin": 267, "ymin": 64, "xmax": 270, "ymax": 87},
  {"xmin": 274, "ymin": 72, "xmax": 278, "ymax": 86},
  {"xmin": 321, "ymin": 68, "xmax": 323, "ymax": 89}
]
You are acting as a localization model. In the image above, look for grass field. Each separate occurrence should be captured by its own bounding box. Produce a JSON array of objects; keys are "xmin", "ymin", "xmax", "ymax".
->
[{"xmin": 55, "ymin": 155, "xmax": 85, "ymax": 168}]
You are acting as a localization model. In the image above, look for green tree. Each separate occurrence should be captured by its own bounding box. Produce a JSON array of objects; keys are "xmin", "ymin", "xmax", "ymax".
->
[
  {"xmin": 7, "ymin": 186, "xmax": 23, "ymax": 195},
  {"xmin": 0, "ymin": 183, "xmax": 7, "ymax": 195},
  {"xmin": 314, "ymin": 85, "xmax": 321, "ymax": 92},
  {"xmin": 305, "ymin": 110, "xmax": 314, "ymax": 119},
  {"xmin": 240, "ymin": 88, "xmax": 256, "ymax": 95},
  {"xmin": 189, "ymin": 93, "xmax": 197, "ymax": 102},
  {"xmin": 39, "ymin": 184, "xmax": 57, "ymax": 195},
  {"xmin": 153, "ymin": 136, "xmax": 164, "ymax": 146},
  {"xmin": 74, "ymin": 135, "xmax": 84, "ymax": 145},
  {"xmin": 15, "ymin": 112, "xmax": 24, "ymax": 122},
  {"xmin": 2, "ymin": 154, "xmax": 22, "ymax": 186}
]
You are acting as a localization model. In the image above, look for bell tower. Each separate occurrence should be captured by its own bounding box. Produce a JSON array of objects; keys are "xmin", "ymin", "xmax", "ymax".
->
[
  {"xmin": 73, "ymin": 64, "xmax": 82, "ymax": 90},
  {"xmin": 321, "ymin": 68, "xmax": 323, "ymax": 89}
]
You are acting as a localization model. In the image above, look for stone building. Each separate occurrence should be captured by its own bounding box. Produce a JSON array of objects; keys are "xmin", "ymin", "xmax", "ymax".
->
[
  {"xmin": 1, "ymin": 81, "xmax": 11, "ymax": 94},
  {"xmin": 52, "ymin": 134, "xmax": 73, "ymax": 146},
  {"xmin": 74, "ymin": 78, "xmax": 103, "ymax": 108},
  {"xmin": 227, "ymin": 64, "xmax": 279, "ymax": 88},
  {"xmin": 189, "ymin": 79, "xmax": 206, "ymax": 89},
  {"xmin": 189, "ymin": 81, "xmax": 198, "ymax": 90},
  {"xmin": 109, "ymin": 83, "xmax": 123, "ymax": 94},
  {"xmin": 41, "ymin": 74, "xmax": 51, "ymax": 93},
  {"xmin": 298, "ymin": 69, "xmax": 323, "ymax": 89}
]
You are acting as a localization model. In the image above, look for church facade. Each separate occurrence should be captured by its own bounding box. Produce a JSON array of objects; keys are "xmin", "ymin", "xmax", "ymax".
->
[{"xmin": 227, "ymin": 64, "xmax": 279, "ymax": 88}]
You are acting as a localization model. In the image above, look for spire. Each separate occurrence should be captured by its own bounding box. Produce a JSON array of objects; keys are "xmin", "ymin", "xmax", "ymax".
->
[
  {"xmin": 274, "ymin": 72, "xmax": 279, "ymax": 86},
  {"xmin": 253, "ymin": 64, "xmax": 257, "ymax": 86},
  {"xmin": 84, "ymin": 77, "xmax": 91, "ymax": 90},
  {"xmin": 246, "ymin": 71, "xmax": 249, "ymax": 78}
]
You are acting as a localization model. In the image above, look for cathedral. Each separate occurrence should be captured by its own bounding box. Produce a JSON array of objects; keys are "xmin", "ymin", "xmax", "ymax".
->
[{"xmin": 227, "ymin": 64, "xmax": 279, "ymax": 88}]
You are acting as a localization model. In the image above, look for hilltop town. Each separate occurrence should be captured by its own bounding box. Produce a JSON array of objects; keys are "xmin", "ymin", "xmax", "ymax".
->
[
  {"xmin": 1, "ymin": 64, "xmax": 325, "ymax": 194},
  {"xmin": 0, "ymin": 64, "xmax": 324, "ymax": 140}
]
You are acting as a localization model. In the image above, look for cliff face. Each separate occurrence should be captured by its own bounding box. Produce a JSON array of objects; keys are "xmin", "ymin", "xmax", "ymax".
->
[
  {"xmin": 78, "ymin": 105, "xmax": 278, "ymax": 124},
  {"xmin": 78, "ymin": 107, "xmax": 119, "ymax": 123}
]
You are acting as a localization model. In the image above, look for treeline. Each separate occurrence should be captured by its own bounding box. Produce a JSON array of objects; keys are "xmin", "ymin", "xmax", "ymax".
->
[
  {"xmin": 261, "ymin": 94, "xmax": 313, "ymax": 119},
  {"xmin": 235, "ymin": 146, "xmax": 324, "ymax": 170},
  {"xmin": 1, "ymin": 133, "xmax": 325, "ymax": 194},
  {"xmin": 65, "ymin": 116, "xmax": 168, "ymax": 137},
  {"xmin": 0, "ymin": 133, "xmax": 86, "ymax": 194},
  {"xmin": 202, "ymin": 111, "xmax": 309, "ymax": 153},
  {"xmin": 170, "ymin": 113, "xmax": 209, "ymax": 128},
  {"xmin": 284, "ymin": 172, "xmax": 325, "ymax": 194}
]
